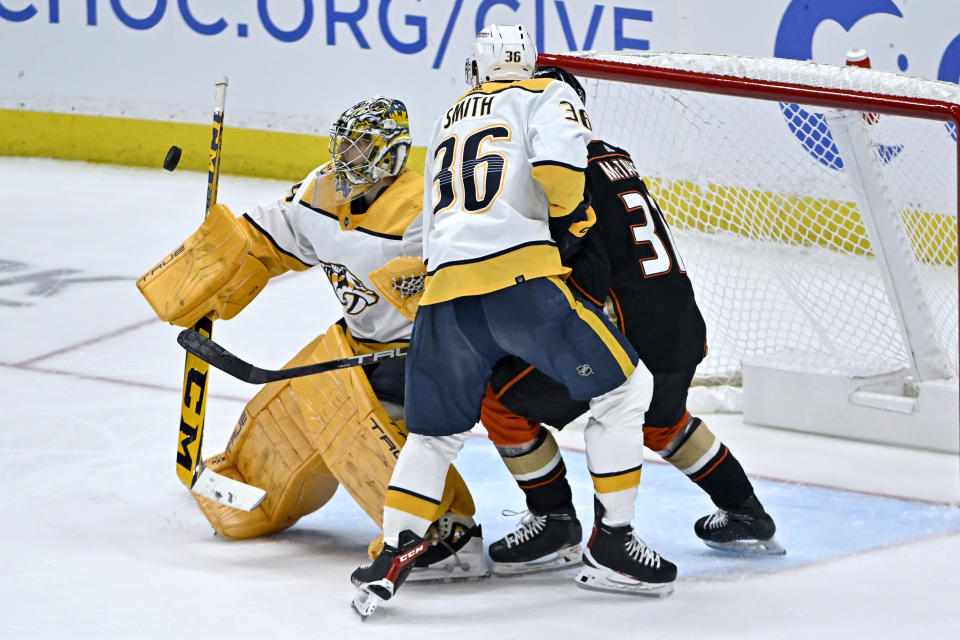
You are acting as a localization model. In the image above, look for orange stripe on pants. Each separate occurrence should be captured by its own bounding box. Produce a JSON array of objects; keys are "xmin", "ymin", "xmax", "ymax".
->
[
  {"xmin": 481, "ymin": 384, "xmax": 541, "ymax": 447},
  {"xmin": 642, "ymin": 409, "xmax": 690, "ymax": 451}
]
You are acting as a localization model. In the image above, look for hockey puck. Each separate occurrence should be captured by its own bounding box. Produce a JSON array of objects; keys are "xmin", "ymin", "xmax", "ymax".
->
[{"xmin": 163, "ymin": 145, "xmax": 182, "ymax": 171}]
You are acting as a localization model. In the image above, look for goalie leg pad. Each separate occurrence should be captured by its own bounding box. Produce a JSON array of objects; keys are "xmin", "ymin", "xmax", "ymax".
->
[
  {"xmin": 291, "ymin": 324, "xmax": 475, "ymax": 528},
  {"xmin": 192, "ymin": 333, "xmax": 342, "ymax": 538},
  {"xmin": 196, "ymin": 324, "xmax": 475, "ymax": 538},
  {"xmin": 194, "ymin": 343, "xmax": 339, "ymax": 539}
]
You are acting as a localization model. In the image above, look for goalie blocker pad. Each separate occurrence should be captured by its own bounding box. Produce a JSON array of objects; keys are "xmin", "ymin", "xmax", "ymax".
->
[{"xmin": 193, "ymin": 323, "xmax": 474, "ymax": 539}]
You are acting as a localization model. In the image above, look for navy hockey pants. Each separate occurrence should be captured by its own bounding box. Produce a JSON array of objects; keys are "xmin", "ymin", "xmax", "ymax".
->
[{"xmin": 405, "ymin": 276, "xmax": 638, "ymax": 436}]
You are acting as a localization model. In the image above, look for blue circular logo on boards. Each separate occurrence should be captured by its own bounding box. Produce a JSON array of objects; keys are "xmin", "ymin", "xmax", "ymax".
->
[
  {"xmin": 773, "ymin": 0, "xmax": 907, "ymax": 169},
  {"xmin": 939, "ymin": 33, "xmax": 960, "ymax": 141}
]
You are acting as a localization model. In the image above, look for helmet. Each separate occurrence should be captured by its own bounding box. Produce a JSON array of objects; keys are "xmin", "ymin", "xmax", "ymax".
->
[
  {"xmin": 328, "ymin": 97, "xmax": 411, "ymax": 199},
  {"xmin": 465, "ymin": 24, "xmax": 537, "ymax": 88},
  {"xmin": 533, "ymin": 65, "xmax": 586, "ymax": 105}
]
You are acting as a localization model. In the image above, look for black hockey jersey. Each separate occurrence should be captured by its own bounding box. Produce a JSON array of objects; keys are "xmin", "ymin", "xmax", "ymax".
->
[{"xmin": 568, "ymin": 140, "xmax": 707, "ymax": 372}]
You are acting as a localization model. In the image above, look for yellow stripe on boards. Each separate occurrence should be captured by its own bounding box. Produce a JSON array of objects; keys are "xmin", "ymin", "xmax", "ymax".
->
[
  {"xmin": 7, "ymin": 111, "xmax": 952, "ymax": 267},
  {"xmin": 0, "ymin": 110, "xmax": 427, "ymax": 180},
  {"xmin": 591, "ymin": 467, "xmax": 643, "ymax": 494},
  {"xmin": 546, "ymin": 276, "xmax": 635, "ymax": 378},
  {"xmin": 648, "ymin": 177, "xmax": 957, "ymax": 267}
]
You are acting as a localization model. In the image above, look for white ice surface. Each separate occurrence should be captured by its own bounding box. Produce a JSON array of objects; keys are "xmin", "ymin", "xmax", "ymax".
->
[{"xmin": 1, "ymin": 158, "xmax": 959, "ymax": 639}]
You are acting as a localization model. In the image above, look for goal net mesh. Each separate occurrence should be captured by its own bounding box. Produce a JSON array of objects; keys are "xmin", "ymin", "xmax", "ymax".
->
[{"xmin": 570, "ymin": 52, "xmax": 959, "ymax": 386}]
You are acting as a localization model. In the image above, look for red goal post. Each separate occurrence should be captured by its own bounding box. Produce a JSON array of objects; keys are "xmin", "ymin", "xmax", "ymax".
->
[{"xmin": 538, "ymin": 51, "xmax": 960, "ymax": 457}]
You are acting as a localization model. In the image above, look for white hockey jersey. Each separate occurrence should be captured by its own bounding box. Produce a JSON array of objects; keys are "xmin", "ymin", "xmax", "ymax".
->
[
  {"xmin": 420, "ymin": 77, "xmax": 592, "ymax": 305},
  {"xmin": 240, "ymin": 168, "xmax": 423, "ymax": 344}
]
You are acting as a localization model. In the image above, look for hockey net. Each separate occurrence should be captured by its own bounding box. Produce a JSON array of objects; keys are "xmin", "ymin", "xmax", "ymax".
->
[{"xmin": 540, "ymin": 53, "xmax": 959, "ymax": 413}]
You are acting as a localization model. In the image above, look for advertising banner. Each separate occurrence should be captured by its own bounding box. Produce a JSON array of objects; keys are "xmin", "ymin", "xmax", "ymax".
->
[{"xmin": 1, "ymin": 0, "xmax": 958, "ymax": 172}]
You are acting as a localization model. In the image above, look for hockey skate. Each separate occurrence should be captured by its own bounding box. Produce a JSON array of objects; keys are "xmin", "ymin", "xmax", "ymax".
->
[
  {"xmin": 351, "ymin": 530, "xmax": 428, "ymax": 620},
  {"xmin": 694, "ymin": 494, "xmax": 786, "ymax": 556},
  {"xmin": 575, "ymin": 501, "xmax": 676, "ymax": 597},
  {"xmin": 488, "ymin": 508, "xmax": 583, "ymax": 576},
  {"xmin": 408, "ymin": 513, "xmax": 491, "ymax": 583}
]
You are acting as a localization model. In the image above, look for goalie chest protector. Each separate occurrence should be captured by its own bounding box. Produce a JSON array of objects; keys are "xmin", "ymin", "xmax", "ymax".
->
[{"xmin": 242, "ymin": 169, "xmax": 425, "ymax": 344}]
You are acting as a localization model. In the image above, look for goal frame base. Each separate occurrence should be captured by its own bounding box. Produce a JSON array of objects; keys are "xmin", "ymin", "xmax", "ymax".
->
[{"xmin": 743, "ymin": 355, "xmax": 959, "ymax": 454}]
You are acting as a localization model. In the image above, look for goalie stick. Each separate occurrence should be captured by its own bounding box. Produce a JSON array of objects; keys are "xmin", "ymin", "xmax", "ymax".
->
[
  {"xmin": 174, "ymin": 77, "xmax": 266, "ymax": 512},
  {"xmin": 177, "ymin": 329, "xmax": 408, "ymax": 384}
]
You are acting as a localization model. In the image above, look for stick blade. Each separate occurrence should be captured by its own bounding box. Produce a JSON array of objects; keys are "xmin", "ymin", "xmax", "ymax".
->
[{"xmin": 191, "ymin": 465, "xmax": 266, "ymax": 511}]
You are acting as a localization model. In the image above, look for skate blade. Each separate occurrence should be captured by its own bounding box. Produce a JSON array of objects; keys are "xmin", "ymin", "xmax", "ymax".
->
[
  {"xmin": 492, "ymin": 545, "xmax": 584, "ymax": 577},
  {"xmin": 704, "ymin": 536, "xmax": 786, "ymax": 556},
  {"xmin": 407, "ymin": 545, "xmax": 492, "ymax": 584},
  {"xmin": 351, "ymin": 587, "xmax": 384, "ymax": 620},
  {"xmin": 574, "ymin": 566, "xmax": 674, "ymax": 598},
  {"xmin": 407, "ymin": 566, "xmax": 492, "ymax": 584}
]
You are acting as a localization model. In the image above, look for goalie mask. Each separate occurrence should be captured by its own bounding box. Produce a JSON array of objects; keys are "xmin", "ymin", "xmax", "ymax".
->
[
  {"xmin": 328, "ymin": 97, "xmax": 411, "ymax": 201},
  {"xmin": 465, "ymin": 24, "xmax": 537, "ymax": 88},
  {"xmin": 311, "ymin": 97, "xmax": 412, "ymax": 230}
]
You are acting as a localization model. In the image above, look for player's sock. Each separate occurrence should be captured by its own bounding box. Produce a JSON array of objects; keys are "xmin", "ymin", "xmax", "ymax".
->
[
  {"xmin": 646, "ymin": 414, "xmax": 761, "ymax": 508},
  {"xmin": 489, "ymin": 426, "xmax": 582, "ymax": 574},
  {"xmin": 382, "ymin": 432, "xmax": 469, "ymax": 546},
  {"xmin": 645, "ymin": 413, "xmax": 783, "ymax": 553},
  {"xmin": 496, "ymin": 426, "xmax": 575, "ymax": 513}
]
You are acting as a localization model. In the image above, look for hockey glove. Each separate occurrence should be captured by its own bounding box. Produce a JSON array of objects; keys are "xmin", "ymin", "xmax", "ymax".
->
[{"xmin": 549, "ymin": 192, "xmax": 596, "ymax": 262}]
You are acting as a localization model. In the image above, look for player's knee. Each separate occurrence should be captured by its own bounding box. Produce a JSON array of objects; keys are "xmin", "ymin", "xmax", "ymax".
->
[
  {"xmin": 589, "ymin": 363, "xmax": 653, "ymax": 429},
  {"xmin": 584, "ymin": 414, "xmax": 644, "ymax": 447},
  {"xmin": 405, "ymin": 431, "xmax": 470, "ymax": 463}
]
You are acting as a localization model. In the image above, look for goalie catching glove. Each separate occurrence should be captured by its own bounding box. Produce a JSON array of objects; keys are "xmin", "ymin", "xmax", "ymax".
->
[
  {"xmin": 368, "ymin": 256, "xmax": 426, "ymax": 322},
  {"xmin": 137, "ymin": 203, "xmax": 270, "ymax": 327}
]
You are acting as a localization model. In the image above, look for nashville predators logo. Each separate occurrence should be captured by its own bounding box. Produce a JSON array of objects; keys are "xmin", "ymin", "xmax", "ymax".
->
[{"xmin": 318, "ymin": 261, "xmax": 379, "ymax": 315}]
